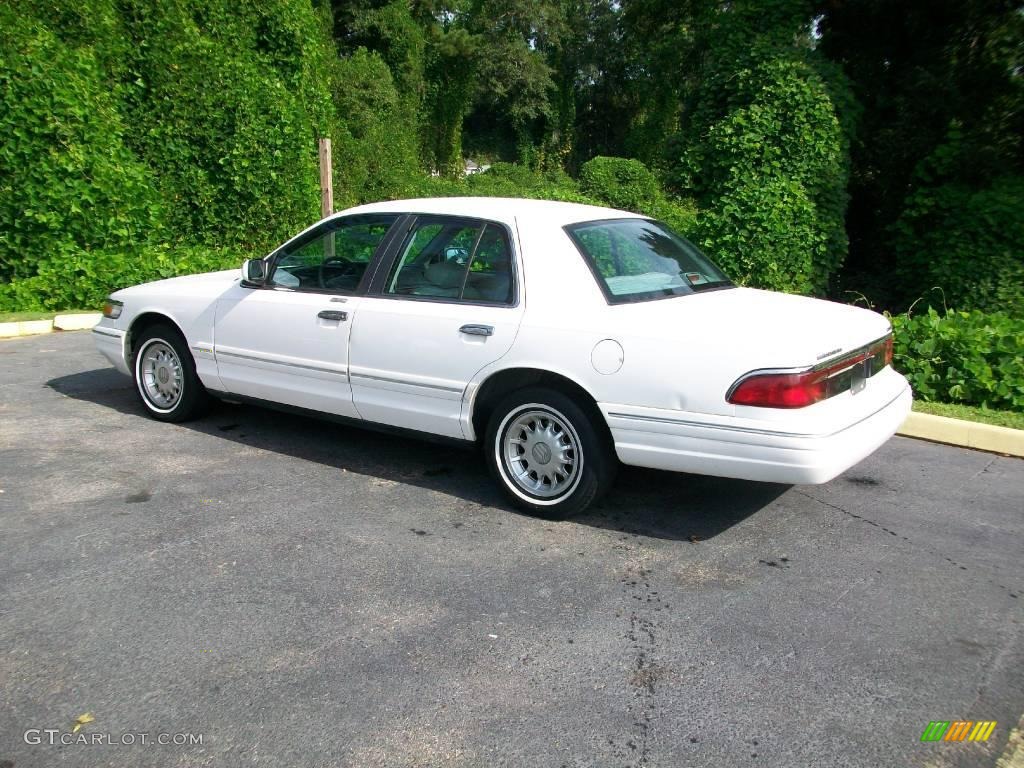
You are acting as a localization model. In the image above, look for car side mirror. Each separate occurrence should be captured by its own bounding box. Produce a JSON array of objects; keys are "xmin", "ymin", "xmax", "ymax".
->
[{"xmin": 241, "ymin": 259, "xmax": 267, "ymax": 286}]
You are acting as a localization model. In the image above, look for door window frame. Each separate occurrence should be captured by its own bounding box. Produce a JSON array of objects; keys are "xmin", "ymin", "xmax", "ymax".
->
[
  {"xmin": 257, "ymin": 213, "xmax": 407, "ymax": 296},
  {"xmin": 365, "ymin": 214, "xmax": 520, "ymax": 308}
]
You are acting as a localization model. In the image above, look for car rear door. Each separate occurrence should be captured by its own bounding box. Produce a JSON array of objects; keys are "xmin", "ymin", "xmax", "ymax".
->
[
  {"xmin": 348, "ymin": 215, "xmax": 524, "ymax": 439},
  {"xmin": 213, "ymin": 214, "xmax": 401, "ymax": 418}
]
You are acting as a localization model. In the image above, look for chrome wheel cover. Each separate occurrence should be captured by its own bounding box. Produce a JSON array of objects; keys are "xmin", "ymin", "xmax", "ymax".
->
[
  {"xmin": 500, "ymin": 407, "xmax": 583, "ymax": 500},
  {"xmin": 138, "ymin": 340, "xmax": 183, "ymax": 411}
]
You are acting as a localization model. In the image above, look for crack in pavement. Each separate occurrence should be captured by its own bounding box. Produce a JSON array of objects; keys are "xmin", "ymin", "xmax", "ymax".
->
[{"xmin": 795, "ymin": 489, "xmax": 1022, "ymax": 598}]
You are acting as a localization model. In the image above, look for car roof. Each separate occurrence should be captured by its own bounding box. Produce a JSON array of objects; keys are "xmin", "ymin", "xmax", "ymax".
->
[{"xmin": 337, "ymin": 197, "xmax": 645, "ymax": 227}]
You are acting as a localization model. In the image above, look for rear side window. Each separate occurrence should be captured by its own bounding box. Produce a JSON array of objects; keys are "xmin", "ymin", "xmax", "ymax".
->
[
  {"xmin": 385, "ymin": 217, "xmax": 514, "ymax": 304},
  {"xmin": 565, "ymin": 218, "xmax": 732, "ymax": 303}
]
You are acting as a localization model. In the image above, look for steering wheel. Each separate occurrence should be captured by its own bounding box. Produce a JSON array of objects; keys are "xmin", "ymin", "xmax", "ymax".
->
[{"xmin": 319, "ymin": 255, "xmax": 359, "ymax": 289}]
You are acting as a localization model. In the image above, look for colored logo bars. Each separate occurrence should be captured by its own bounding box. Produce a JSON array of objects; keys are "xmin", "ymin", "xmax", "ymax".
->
[{"xmin": 921, "ymin": 721, "xmax": 997, "ymax": 742}]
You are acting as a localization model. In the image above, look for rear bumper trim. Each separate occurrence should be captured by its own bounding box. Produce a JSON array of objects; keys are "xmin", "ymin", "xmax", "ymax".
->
[{"xmin": 605, "ymin": 385, "xmax": 913, "ymax": 485}]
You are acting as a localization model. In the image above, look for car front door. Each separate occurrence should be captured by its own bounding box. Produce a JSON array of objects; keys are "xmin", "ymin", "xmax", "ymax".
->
[
  {"xmin": 213, "ymin": 214, "xmax": 401, "ymax": 418},
  {"xmin": 348, "ymin": 215, "xmax": 525, "ymax": 438}
]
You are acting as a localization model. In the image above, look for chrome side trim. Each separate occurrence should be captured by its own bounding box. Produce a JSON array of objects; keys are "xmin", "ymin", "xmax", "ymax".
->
[
  {"xmin": 607, "ymin": 412, "xmax": 818, "ymax": 438},
  {"xmin": 91, "ymin": 327, "xmax": 123, "ymax": 339},
  {"xmin": 350, "ymin": 372, "xmax": 463, "ymax": 394},
  {"xmin": 215, "ymin": 349, "xmax": 347, "ymax": 377}
]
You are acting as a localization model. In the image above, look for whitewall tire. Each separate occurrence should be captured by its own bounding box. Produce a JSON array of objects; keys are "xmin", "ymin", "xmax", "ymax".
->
[
  {"xmin": 485, "ymin": 386, "xmax": 616, "ymax": 519},
  {"xmin": 132, "ymin": 323, "xmax": 209, "ymax": 423}
]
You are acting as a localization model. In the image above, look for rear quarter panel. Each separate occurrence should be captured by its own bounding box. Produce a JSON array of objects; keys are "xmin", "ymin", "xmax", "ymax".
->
[
  {"xmin": 476, "ymin": 219, "xmax": 742, "ymax": 419},
  {"xmin": 472, "ymin": 220, "xmax": 904, "ymax": 438}
]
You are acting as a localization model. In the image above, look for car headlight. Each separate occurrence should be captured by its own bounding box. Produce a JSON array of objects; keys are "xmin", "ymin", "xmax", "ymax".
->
[{"xmin": 102, "ymin": 298, "xmax": 123, "ymax": 319}]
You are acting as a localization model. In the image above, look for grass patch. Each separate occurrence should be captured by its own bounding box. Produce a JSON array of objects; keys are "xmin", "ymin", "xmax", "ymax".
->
[
  {"xmin": 913, "ymin": 401, "xmax": 1024, "ymax": 431},
  {"xmin": 0, "ymin": 309, "xmax": 93, "ymax": 322},
  {"xmin": 0, "ymin": 310, "xmax": 55, "ymax": 322}
]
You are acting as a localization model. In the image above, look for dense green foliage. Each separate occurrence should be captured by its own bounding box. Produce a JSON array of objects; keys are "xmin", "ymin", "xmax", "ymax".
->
[
  {"xmin": 331, "ymin": 47, "xmax": 423, "ymax": 203},
  {"xmin": 117, "ymin": 0, "xmax": 336, "ymax": 252},
  {"xmin": 1, "ymin": 0, "xmax": 339, "ymax": 307},
  {"xmin": 668, "ymin": 1, "xmax": 854, "ymax": 295},
  {"xmin": 689, "ymin": 57, "xmax": 852, "ymax": 295},
  {"xmin": 891, "ymin": 308, "xmax": 1024, "ymax": 410},
  {"xmin": 820, "ymin": 0, "xmax": 1024, "ymax": 314},
  {"xmin": 0, "ymin": 5, "xmax": 164, "ymax": 280},
  {"xmin": 579, "ymin": 157, "xmax": 661, "ymax": 213},
  {"xmin": 890, "ymin": 147, "xmax": 1024, "ymax": 318},
  {"xmin": 0, "ymin": 245, "xmax": 238, "ymax": 312},
  {"xmin": 0, "ymin": 0, "xmax": 1020, "ymax": 412}
]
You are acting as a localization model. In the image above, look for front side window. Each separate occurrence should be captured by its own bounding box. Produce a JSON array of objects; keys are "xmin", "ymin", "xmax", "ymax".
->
[
  {"xmin": 385, "ymin": 217, "xmax": 514, "ymax": 304},
  {"xmin": 565, "ymin": 218, "xmax": 732, "ymax": 303},
  {"xmin": 270, "ymin": 215, "xmax": 397, "ymax": 292}
]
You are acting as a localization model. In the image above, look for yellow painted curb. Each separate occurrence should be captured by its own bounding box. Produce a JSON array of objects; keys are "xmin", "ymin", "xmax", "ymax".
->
[
  {"xmin": 898, "ymin": 411, "xmax": 1024, "ymax": 458},
  {"xmin": 0, "ymin": 319, "xmax": 54, "ymax": 338},
  {"xmin": 53, "ymin": 312, "xmax": 102, "ymax": 331}
]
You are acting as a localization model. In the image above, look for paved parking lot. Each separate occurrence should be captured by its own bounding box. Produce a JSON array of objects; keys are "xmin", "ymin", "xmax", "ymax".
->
[{"xmin": 1, "ymin": 331, "xmax": 1022, "ymax": 768}]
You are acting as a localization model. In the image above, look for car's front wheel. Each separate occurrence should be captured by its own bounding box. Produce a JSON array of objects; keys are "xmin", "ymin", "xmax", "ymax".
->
[
  {"xmin": 132, "ymin": 324, "xmax": 209, "ymax": 422},
  {"xmin": 485, "ymin": 387, "xmax": 616, "ymax": 519}
]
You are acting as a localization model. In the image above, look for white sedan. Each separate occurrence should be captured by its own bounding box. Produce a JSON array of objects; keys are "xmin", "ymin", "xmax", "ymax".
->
[{"xmin": 94, "ymin": 198, "xmax": 912, "ymax": 517}]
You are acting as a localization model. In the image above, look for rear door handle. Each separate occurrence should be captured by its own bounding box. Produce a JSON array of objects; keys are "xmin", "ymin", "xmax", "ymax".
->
[
  {"xmin": 318, "ymin": 310, "xmax": 348, "ymax": 321},
  {"xmin": 459, "ymin": 324, "xmax": 493, "ymax": 337}
]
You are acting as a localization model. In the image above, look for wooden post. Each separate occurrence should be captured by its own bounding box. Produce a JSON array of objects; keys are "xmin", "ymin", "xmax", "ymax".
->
[
  {"xmin": 318, "ymin": 138, "xmax": 333, "ymax": 219},
  {"xmin": 318, "ymin": 138, "xmax": 335, "ymax": 261}
]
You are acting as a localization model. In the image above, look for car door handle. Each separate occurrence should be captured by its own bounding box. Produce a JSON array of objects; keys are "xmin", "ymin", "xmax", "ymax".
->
[
  {"xmin": 459, "ymin": 324, "xmax": 493, "ymax": 337},
  {"xmin": 317, "ymin": 310, "xmax": 348, "ymax": 321}
]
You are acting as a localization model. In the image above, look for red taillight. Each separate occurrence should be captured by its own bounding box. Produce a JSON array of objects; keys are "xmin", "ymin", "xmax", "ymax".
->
[
  {"xmin": 727, "ymin": 334, "xmax": 893, "ymax": 409},
  {"xmin": 727, "ymin": 371, "xmax": 828, "ymax": 408}
]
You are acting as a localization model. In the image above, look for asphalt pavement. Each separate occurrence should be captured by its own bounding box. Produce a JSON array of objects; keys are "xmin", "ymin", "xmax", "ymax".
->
[{"xmin": 1, "ymin": 331, "xmax": 1022, "ymax": 768}]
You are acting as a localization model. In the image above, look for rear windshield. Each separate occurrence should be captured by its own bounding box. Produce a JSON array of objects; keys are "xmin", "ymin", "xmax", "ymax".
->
[{"xmin": 565, "ymin": 218, "xmax": 733, "ymax": 303}]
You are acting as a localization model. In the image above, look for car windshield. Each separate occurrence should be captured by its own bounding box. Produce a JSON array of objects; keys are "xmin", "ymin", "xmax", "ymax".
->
[{"xmin": 565, "ymin": 218, "xmax": 733, "ymax": 303}]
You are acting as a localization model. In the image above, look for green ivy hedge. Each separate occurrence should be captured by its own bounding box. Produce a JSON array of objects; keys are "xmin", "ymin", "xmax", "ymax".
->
[
  {"xmin": 0, "ymin": 245, "xmax": 241, "ymax": 312},
  {"xmin": 117, "ymin": 0, "xmax": 335, "ymax": 253},
  {"xmin": 891, "ymin": 308, "xmax": 1024, "ymax": 410},
  {"xmin": 579, "ymin": 157, "xmax": 662, "ymax": 212},
  {"xmin": 1, "ymin": 0, "xmax": 340, "ymax": 296},
  {"xmin": 0, "ymin": 4, "xmax": 164, "ymax": 281},
  {"xmin": 577, "ymin": 156, "xmax": 699, "ymax": 237},
  {"xmin": 682, "ymin": 55, "xmax": 852, "ymax": 296}
]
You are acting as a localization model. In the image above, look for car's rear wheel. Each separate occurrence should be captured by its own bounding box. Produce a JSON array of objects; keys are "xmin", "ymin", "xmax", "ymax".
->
[
  {"xmin": 485, "ymin": 386, "xmax": 616, "ymax": 519},
  {"xmin": 132, "ymin": 324, "xmax": 209, "ymax": 422}
]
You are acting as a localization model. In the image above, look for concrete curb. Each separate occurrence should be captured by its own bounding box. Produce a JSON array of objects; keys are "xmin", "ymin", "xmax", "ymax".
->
[
  {"xmin": 0, "ymin": 319, "xmax": 54, "ymax": 338},
  {"xmin": 0, "ymin": 312, "xmax": 101, "ymax": 339},
  {"xmin": 898, "ymin": 411, "xmax": 1024, "ymax": 458},
  {"xmin": 54, "ymin": 312, "xmax": 102, "ymax": 331}
]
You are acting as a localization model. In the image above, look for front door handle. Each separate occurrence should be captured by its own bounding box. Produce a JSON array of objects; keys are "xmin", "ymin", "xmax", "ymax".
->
[
  {"xmin": 318, "ymin": 310, "xmax": 348, "ymax": 321},
  {"xmin": 459, "ymin": 324, "xmax": 493, "ymax": 337}
]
